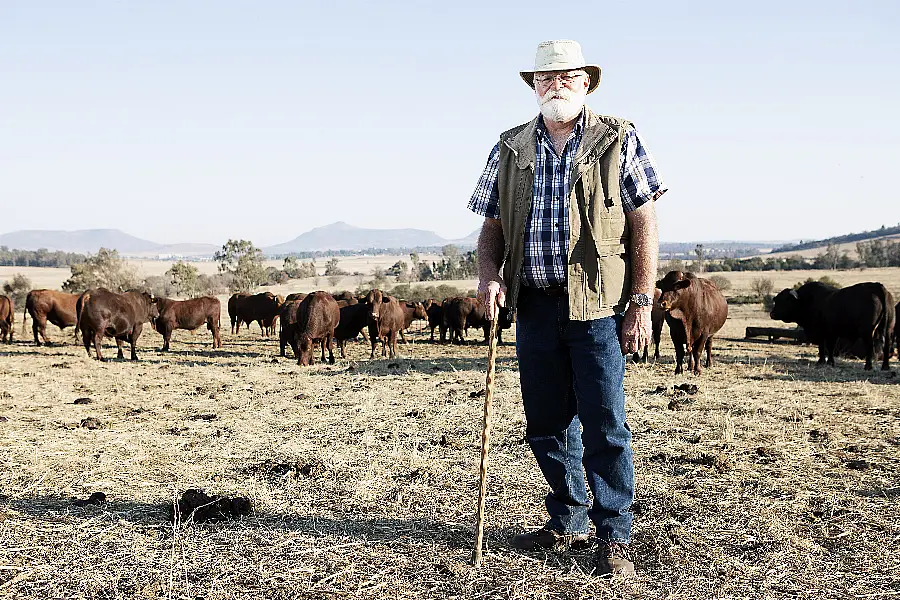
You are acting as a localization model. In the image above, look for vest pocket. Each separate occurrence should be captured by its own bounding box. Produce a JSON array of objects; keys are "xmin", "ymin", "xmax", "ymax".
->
[{"xmin": 599, "ymin": 253, "xmax": 628, "ymax": 310}]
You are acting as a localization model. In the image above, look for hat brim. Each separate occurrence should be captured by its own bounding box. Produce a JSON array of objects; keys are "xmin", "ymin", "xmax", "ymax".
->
[{"xmin": 520, "ymin": 65, "xmax": 601, "ymax": 94}]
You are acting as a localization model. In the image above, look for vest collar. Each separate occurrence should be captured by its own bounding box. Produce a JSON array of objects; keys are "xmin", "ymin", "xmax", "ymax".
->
[{"xmin": 503, "ymin": 106, "xmax": 616, "ymax": 170}]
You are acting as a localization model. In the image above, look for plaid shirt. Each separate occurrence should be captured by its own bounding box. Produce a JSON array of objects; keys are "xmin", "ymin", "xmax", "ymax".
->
[{"xmin": 468, "ymin": 111, "xmax": 666, "ymax": 288}]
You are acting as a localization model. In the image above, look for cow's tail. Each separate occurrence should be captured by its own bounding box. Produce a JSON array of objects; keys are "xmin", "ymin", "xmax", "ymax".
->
[
  {"xmin": 874, "ymin": 286, "xmax": 892, "ymax": 357},
  {"xmin": 21, "ymin": 298, "xmax": 28, "ymax": 335},
  {"xmin": 75, "ymin": 291, "xmax": 90, "ymax": 342}
]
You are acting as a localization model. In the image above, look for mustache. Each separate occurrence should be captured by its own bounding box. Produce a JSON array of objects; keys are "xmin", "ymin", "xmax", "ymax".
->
[{"xmin": 538, "ymin": 87, "xmax": 576, "ymax": 105}]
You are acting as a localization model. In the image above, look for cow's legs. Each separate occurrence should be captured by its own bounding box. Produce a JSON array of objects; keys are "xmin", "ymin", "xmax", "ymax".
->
[
  {"xmin": 115, "ymin": 337, "xmax": 125, "ymax": 360},
  {"xmin": 673, "ymin": 341, "xmax": 684, "ymax": 375},
  {"xmin": 82, "ymin": 327, "xmax": 92, "ymax": 357},
  {"xmin": 863, "ymin": 332, "xmax": 875, "ymax": 371},
  {"xmin": 131, "ymin": 324, "xmax": 142, "ymax": 361},
  {"xmin": 93, "ymin": 332, "xmax": 105, "ymax": 361},
  {"xmin": 391, "ymin": 331, "xmax": 398, "ymax": 358},
  {"xmin": 214, "ymin": 320, "xmax": 222, "ymax": 349},
  {"xmin": 691, "ymin": 334, "xmax": 707, "ymax": 375},
  {"xmin": 33, "ymin": 317, "xmax": 46, "ymax": 346},
  {"xmin": 338, "ymin": 339, "xmax": 346, "ymax": 359},
  {"xmin": 399, "ymin": 329, "xmax": 407, "ymax": 344},
  {"xmin": 327, "ymin": 334, "xmax": 335, "ymax": 364},
  {"xmin": 816, "ymin": 342, "xmax": 827, "ymax": 365},
  {"xmin": 705, "ymin": 336, "xmax": 714, "ymax": 368}
]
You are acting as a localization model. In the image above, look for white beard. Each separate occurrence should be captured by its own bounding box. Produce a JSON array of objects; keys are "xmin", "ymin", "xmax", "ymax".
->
[{"xmin": 536, "ymin": 86, "xmax": 586, "ymax": 123}]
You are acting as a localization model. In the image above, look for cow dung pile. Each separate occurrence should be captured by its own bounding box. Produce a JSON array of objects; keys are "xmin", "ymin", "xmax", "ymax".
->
[{"xmin": 171, "ymin": 488, "xmax": 252, "ymax": 523}]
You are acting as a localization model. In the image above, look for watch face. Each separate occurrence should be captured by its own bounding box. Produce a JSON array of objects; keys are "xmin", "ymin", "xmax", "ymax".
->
[{"xmin": 632, "ymin": 293, "xmax": 651, "ymax": 306}]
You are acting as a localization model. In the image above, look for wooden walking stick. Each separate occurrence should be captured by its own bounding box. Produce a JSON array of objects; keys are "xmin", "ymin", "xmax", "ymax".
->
[{"xmin": 472, "ymin": 302, "xmax": 501, "ymax": 567}]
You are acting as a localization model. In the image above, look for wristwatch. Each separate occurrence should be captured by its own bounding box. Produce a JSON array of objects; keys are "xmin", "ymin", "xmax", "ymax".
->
[{"xmin": 630, "ymin": 293, "xmax": 652, "ymax": 307}]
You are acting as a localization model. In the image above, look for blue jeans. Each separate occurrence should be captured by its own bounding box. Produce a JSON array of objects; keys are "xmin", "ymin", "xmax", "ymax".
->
[{"xmin": 515, "ymin": 286, "xmax": 634, "ymax": 543}]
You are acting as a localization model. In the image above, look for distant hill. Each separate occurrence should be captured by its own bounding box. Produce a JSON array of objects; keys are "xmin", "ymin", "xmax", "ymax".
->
[
  {"xmin": 0, "ymin": 229, "xmax": 218, "ymax": 257},
  {"xmin": 263, "ymin": 221, "xmax": 450, "ymax": 254},
  {"xmin": 768, "ymin": 224, "xmax": 900, "ymax": 254}
]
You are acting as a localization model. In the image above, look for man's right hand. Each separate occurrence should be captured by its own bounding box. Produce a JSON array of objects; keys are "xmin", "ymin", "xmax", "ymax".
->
[{"xmin": 477, "ymin": 278, "xmax": 507, "ymax": 320}]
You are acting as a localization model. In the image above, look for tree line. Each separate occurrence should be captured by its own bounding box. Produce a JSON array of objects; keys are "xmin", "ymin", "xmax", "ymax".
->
[
  {"xmin": 687, "ymin": 239, "xmax": 900, "ymax": 272},
  {"xmin": 0, "ymin": 247, "xmax": 87, "ymax": 267}
]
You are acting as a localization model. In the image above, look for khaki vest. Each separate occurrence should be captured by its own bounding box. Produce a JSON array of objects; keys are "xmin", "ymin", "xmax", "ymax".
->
[{"xmin": 497, "ymin": 107, "xmax": 631, "ymax": 321}]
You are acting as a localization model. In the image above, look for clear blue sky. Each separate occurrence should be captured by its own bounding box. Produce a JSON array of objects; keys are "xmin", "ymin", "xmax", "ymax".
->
[{"xmin": 1, "ymin": 1, "xmax": 897, "ymax": 247}]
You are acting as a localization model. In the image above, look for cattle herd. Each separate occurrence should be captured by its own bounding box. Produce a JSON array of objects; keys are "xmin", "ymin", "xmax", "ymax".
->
[
  {"xmin": 0, "ymin": 272, "xmax": 897, "ymax": 374},
  {"xmin": 0, "ymin": 288, "xmax": 513, "ymax": 365}
]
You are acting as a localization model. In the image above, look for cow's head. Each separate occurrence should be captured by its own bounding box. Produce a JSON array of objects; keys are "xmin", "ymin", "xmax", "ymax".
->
[
  {"xmin": 366, "ymin": 289, "xmax": 383, "ymax": 320},
  {"xmin": 412, "ymin": 302, "xmax": 427, "ymax": 320},
  {"xmin": 656, "ymin": 270, "xmax": 691, "ymax": 293},
  {"xmin": 770, "ymin": 288, "xmax": 800, "ymax": 322},
  {"xmin": 298, "ymin": 334, "xmax": 313, "ymax": 366},
  {"xmin": 658, "ymin": 279, "xmax": 692, "ymax": 311}
]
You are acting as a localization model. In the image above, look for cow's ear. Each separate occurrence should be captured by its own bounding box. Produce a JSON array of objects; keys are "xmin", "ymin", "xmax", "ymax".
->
[
  {"xmin": 789, "ymin": 290, "xmax": 799, "ymax": 300},
  {"xmin": 674, "ymin": 279, "xmax": 692, "ymax": 290}
]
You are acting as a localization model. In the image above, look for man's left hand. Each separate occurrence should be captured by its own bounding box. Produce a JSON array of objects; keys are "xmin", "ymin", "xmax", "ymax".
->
[{"xmin": 621, "ymin": 304, "xmax": 652, "ymax": 356}]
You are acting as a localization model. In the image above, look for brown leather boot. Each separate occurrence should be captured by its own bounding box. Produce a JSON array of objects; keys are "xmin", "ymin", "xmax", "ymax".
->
[
  {"xmin": 595, "ymin": 541, "xmax": 635, "ymax": 576},
  {"xmin": 510, "ymin": 525, "xmax": 590, "ymax": 550}
]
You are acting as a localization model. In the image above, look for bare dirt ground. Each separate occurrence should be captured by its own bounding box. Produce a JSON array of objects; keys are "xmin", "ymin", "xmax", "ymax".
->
[{"xmin": 1, "ymin": 300, "xmax": 899, "ymax": 599}]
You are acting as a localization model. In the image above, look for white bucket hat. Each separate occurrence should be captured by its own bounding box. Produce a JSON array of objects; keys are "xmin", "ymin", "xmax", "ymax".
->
[{"xmin": 520, "ymin": 40, "xmax": 601, "ymax": 94}]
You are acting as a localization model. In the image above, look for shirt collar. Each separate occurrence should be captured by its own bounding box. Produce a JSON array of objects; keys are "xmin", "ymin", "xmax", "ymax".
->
[{"xmin": 536, "ymin": 108, "xmax": 586, "ymax": 142}]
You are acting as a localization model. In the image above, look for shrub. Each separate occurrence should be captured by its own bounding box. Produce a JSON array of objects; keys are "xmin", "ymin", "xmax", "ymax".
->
[
  {"xmin": 708, "ymin": 275, "xmax": 731, "ymax": 291},
  {"xmin": 61, "ymin": 248, "xmax": 140, "ymax": 293},
  {"xmin": 750, "ymin": 277, "xmax": 774, "ymax": 299},
  {"xmin": 2, "ymin": 273, "xmax": 32, "ymax": 306}
]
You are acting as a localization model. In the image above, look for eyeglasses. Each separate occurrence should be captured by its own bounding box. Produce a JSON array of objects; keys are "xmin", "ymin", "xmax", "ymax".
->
[{"xmin": 533, "ymin": 72, "xmax": 587, "ymax": 87}]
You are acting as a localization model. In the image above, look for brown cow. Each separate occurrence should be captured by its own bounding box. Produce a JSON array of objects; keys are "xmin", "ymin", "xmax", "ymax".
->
[
  {"xmin": 423, "ymin": 299, "xmax": 444, "ymax": 342},
  {"xmin": 0, "ymin": 295, "xmax": 13, "ymax": 343},
  {"xmin": 285, "ymin": 292, "xmax": 307, "ymax": 303},
  {"xmin": 398, "ymin": 302, "xmax": 428, "ymax": 343},
  {"xmin": 262, "ymin": 295, "xmax": 285, "ymax": 336},
  {"xmin": 294, "ymin": 291, "xmax": 340, "ymax": 366},
  {"xmin": 79, "ymin": 288, "xmax": 159, "ymax": 361},
  {"xmin": 366, "ymin": 289, "xmax": 404, "ymax": 359},
  {"xmin": 153, "ymin": 297, "xmax": 222, "ymax": 351},
  {"xmin": 631, "ymin": 288, "xmax": 665, "ymax": 363},
  {"xmin": 278, "ymin": 299, "xmax": 302, "ymax": 357},
  {"xmin": 232, "ymin": 292, "xmax": 282, "ymax": 336},
  {"xmin": 442, "ymin": 297, "xmax": 513, "ymax": 344},
  {"xmin": 227, "ymin": 293, "xmax": 249, "ymax": 334},
  {"xmin": 657, "ymin": 271, "xmax": 728, "ymax": 375},
  {"xmin": 24, "ymin": 289, "xmax": 79, "ymax": 345}
]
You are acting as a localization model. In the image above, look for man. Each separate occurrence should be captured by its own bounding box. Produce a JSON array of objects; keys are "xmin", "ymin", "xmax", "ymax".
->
[{"xmin": 469, "ymin": 40, "xmax": 665, "ymax": 576}]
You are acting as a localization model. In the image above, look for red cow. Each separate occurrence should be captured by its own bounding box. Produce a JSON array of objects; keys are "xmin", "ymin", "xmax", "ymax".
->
[
  {"xmin": 24, "ymin": 289, "xmax": 79, "ymax": 345},
  {"xmin": 0, "ymin": 295, "xmax": 13, "ymax": 343},
  {"xmin": 294, "ymin": 291, "xmax": 340, "ymax": 366},
  {"xmin": 366, "ymin": 289, "xmax": 404, "ymax": 359},
  {"xmin": 153, "ymin": 296, "xmax": 222, "ymax": 351},
  {"xmin": 231, "ymin": 292, "xmax": 283, "ymax": 336},
  {"xmin": 79, "ymin": 288, "xmax": 160, "ymax": 361},
  {"xmin": 657, "ymin": 271, "xmax": 728, "ymax": 375}
]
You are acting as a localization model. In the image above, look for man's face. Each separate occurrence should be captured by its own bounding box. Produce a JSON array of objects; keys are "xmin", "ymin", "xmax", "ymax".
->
[{"xmin": 534, "ymin": 70, "xmax": 589, "ymax": 123}]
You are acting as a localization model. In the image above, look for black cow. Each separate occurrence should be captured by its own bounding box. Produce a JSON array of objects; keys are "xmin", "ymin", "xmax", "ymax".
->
[{"xmin": 771, "ymin": 281, "xmax": 894, "ymax": 370}]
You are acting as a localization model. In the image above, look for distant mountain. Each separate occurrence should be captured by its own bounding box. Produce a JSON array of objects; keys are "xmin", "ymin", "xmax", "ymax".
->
[
  {"xmin": 0, "ymin": 229, "xmax": 218, "ymax": 257},
  {"xmin": 263, "ymin": 221, "xmax": 450, "ymax": 253},
  {"xmin": 448, "ymin": 228, "xmax": 481, "ymax": 246}
]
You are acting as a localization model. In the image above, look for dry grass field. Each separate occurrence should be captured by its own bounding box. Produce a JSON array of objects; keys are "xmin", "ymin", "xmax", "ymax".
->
[{"xmin": 1, "ymin": 290, "xmax": 899, "ymax": 600}]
